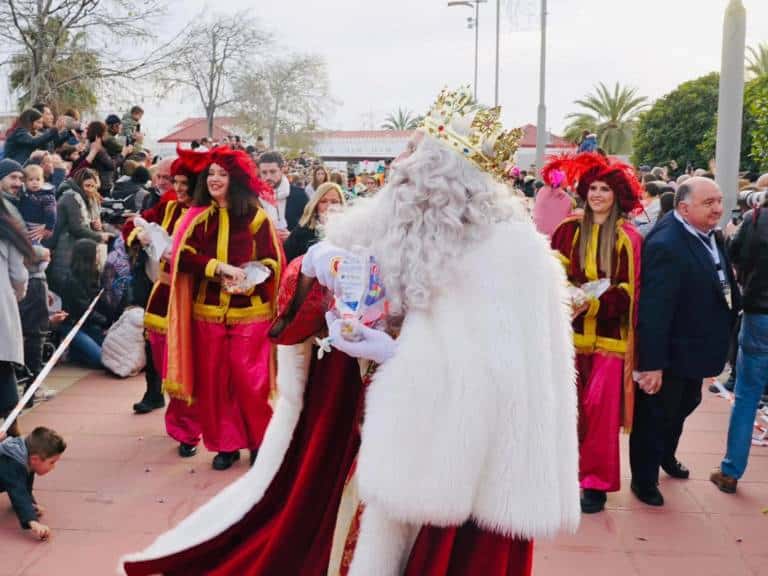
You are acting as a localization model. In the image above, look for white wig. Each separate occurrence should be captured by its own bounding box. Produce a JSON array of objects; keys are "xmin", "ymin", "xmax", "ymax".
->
[{"xmin": 324, "ymin": 133, "xmax": 528, "ymax": 317}]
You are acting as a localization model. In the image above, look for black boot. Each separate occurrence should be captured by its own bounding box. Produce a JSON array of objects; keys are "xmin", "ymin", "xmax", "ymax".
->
[
  {"xmin": 178, "ymin": 443, "xmax": 197, "ymax": 458},
  {"xmin": 580, "ymin": 489, "xmax": 607, "ymax": 514},
  {"xmin": 133, "ymin": 339, "xmax": 165, "ymax": 414},
  {"xmin": 631, "ymin": 481, "xmax": 664, "ymax": 507},
  {"xmin": 212, "ymin": 451, "xmax": 240, "ymax": 471},
  {"xmin": 662, "ymin": 457, "xmax": 690, "ymax": 479}
]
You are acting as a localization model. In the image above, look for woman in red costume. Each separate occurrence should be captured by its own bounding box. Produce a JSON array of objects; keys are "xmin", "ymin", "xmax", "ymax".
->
[
  {"xmin": 163, "ymin": 147, "xmax": 283, "ymax": 471},
  {"xmin": 126, "ymin": 149, "xmax": 211, "ymax": 457},
  {"xmin": 121, "ymin": 258, "xmax": 366, "ymax": 576},
  {"xmin": 549, "ymin": 152, "xmax": 643, "ymax": 514}
]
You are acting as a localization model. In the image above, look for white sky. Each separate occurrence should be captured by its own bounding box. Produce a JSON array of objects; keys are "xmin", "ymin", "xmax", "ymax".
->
[{"xmin": 134, "ymin": 0, "xmax": 767, "ymax": 140}]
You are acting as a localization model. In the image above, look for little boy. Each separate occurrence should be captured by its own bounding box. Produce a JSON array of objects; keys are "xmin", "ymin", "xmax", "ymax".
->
[
  {"xmin": 0, "ymin": 427, "xmax": 66, "ymax": 540},
  {"xmin": 19, "ymin": 164, "xmax": 56, "ymax": 244}
]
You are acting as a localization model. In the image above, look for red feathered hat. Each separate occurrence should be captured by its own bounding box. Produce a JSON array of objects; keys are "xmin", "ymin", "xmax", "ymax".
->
[
  {"xmin": 542, "ymin": 152, "xmax": 642, "ymax": 213},
  {"xmin": 208, "ymin": 146, "xmax": 276, "ymax": 206},
  {"xmin": 172, "ymin": 145, "xmax": 211, "ymax": 179}
]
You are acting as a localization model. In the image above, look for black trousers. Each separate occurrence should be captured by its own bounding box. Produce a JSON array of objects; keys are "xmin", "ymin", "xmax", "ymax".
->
[
  {"xmin": 19, "ymin": 278, "xmax": 49, "ymax": 376},
  {"xmin": 141, "ymin": 337, "xmax": 163, "ymax": 401},
  {"xmin": 0, "ymin": 361, "xmax": 20, "ymax": 417},
  {"xmin": 629, "ymin": 373, "xmax": 702, "ymax": 487}
]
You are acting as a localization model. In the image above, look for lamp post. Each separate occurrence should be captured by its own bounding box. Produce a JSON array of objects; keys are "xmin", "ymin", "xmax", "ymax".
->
[
  {"xmin": 715, "ymin": 0, "xmax": 746, "ymax": 227},
  {"xmin": 534, "ymin": 0, "xmax": 548, "ymax": 174},
  {"xmin": 448, "ymin": 0, "xmax": 487, "ymax": 101},
  {"xmin": 495, "ymin": 0, "xmax": 501, "ymax": 106}
]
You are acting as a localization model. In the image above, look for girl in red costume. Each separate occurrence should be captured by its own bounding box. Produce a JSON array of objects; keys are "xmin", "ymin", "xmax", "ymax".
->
[
  {"xmin": 164, "ymin": 147, "xmax": 283, "ymax": 471},
  {"xmin": 549, "ymin": 152, "xmax": 643, "ymax": 514}
]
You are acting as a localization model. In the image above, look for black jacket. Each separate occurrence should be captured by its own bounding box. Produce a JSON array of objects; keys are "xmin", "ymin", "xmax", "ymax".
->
[
  {"xmin": 60, "ymin": 272, "xmax": 109, "ymax": 337},
  {"xmin": 730, "ymin": 206, "xmax": 768, "ymax": 314},
  {"xmin": 283, "ymin": 225, "xmax": 319, "ymax": 262},
  {"xmin": 285, "ymin": 186, "xmax": 308, "ymax": 232},
  {"xmin": 637, "ymin": 212, "xmax": 740, "ymax": 379}
]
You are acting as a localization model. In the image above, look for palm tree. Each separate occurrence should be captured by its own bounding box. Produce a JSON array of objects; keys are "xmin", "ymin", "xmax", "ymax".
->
[
  {"xmin": 381, "ymin": 108, "xmax": 421, "ymax": 131},
  {"xmin": 564, "ymin": 82, "xmax": 648, "ymax": 155},
  {"xmin": 747, "ymin": 43, "xmax": 768, "ymax": 79}
]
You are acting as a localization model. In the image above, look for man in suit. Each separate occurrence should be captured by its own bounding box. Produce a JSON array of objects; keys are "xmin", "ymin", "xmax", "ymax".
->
[
  {"xmin": 630, "ymin": 177, "xmax": 740, "ymax": 506},
  {"xmin": 257, "ymin": 152, "xmax": 308, "ymax": 240}
]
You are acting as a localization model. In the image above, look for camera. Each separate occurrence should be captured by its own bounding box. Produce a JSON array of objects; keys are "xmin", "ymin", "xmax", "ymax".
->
[{"xmin": 100, "ymin": 198, "xmax": 130, "ymax": 226}]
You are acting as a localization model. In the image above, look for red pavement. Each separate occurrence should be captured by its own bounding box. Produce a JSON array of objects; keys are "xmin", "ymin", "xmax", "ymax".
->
[{"xmin": 1, "ymin": 369, "xmax": 767, "ymax": 575}]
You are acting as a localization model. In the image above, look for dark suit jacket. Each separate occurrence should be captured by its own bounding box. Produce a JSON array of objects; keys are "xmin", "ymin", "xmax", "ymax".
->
[
  {"xmin": 637, "ymin": 212, "xmax": 740, "ymax": 379},
  {"xmin": 285, "ymin": 186, "xmax": 308, "ymax": 232}
]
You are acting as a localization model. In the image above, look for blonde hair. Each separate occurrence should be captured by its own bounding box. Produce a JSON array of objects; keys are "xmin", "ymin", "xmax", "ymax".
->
[
  {"xmin": 24, "ymin": 164, "xmax": 44, "ymax": 180},
  {"xmin": 299, "ymin": 182, "xmax": 345, "ymax": 229}
]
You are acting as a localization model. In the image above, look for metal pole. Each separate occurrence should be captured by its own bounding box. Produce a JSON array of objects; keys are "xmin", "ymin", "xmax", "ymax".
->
[
  {"xmin": 494, "ymin": 0, "xmax": 500, "ymax": 106},
  {"xmin": 474, "ymin": 1, "xmax": 480, "ymax": 101},
  {"xmin": 715, "ymin": 0, "xmax": 746, "ymax": 228},
  {"xmin": 535, "ymin": 0, "xmax": 548, "ymax": 174}
]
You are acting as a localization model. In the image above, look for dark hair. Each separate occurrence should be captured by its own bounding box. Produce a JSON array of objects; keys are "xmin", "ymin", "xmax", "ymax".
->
[
  {"xmin": 190, "ymin": 140, "xmax": 200, "ymax": 150},
  {"xmin": 32, "ymin": 102, "xmax": 51, "ymax": 115},
  {"xmin": 642, "ymin": 173, "xmax": 659, "ymax": 185},
  {"xmin": 645, "ymin": 181, "xmax": 663, "ymax": 198},
  {"xmin": 63, "ymin": 108, "xmax": 80, "ymax": 121},
  {"xmin": 193, "ymin": 165, "xmax": 258, "ymax": 218},
  {"xmin": 25, "ymin": 427, "xmax": 66, "ymax": 459},
  {"xmin": 17, "ymin": 108, "xmax": 43, "ymax": 132},
  {"xmin": 258, "ymin": 151, "xmax": 285, "ymax": 168},
  {"xmin": 131, "ymin": 166, "xmax": 151, "ymax": 184},
  {"xmin": 130, "ymin": 105, "xmax": 144, "ymax": 115},
  {"xmin": 58, "ymin": 144, "xmax": 80, "ymax": 162},
  {"xmin": 0, "ymin": 201, "xmax": 36, "ymax": 261},
  {"xmin": 71, "ymin": 238, "xmax": 100, "ymax": 288},
  {"xmin": 71, "ymin": 168, "xmax": 99, "ymax": 208},
  {"xmin": 659, "ymin": 191, "xmax": 675, "ymax": 216},
  {"xmin": 86, "ymin": 121, "xmax": 106, "ymax": 143}
]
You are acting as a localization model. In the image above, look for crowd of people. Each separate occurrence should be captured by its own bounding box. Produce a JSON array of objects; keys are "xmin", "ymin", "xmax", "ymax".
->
[{"xmin": 0, "ymin": 87, "xmax": 765, "ymax": 576}]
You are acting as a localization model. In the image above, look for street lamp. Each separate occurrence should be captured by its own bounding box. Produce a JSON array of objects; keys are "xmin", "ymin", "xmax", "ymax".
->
[
  {"xmin": 715, "ymin": 0, "xmax": 746, "ymax": 227},
  {"xmin": 448, "ymin": 0, "xmax": 487, "ymax": 100}
]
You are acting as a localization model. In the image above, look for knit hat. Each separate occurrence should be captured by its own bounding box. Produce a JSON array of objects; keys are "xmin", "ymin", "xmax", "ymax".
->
[{"xmin": 0, "ymin": 158, "xmax": 24, "ymax": 181}]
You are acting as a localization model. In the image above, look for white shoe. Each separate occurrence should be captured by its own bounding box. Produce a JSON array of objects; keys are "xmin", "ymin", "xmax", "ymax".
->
[{"xmin": 34, "ymin": 387, "xmax": 57, "ymax": 401}]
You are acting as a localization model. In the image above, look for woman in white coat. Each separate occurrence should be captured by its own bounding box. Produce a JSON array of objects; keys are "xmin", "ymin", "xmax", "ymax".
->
[{"xmin": 0, "ymin": 200, "xmax": 34, "ymax": 437}]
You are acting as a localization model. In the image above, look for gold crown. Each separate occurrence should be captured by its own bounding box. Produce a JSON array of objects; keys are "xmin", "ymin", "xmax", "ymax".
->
[{"xmin": 418, "ymin": 86, "xmax": 523, "ymax": 181}]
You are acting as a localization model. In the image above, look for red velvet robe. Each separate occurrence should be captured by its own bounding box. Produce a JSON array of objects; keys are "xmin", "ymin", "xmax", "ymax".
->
[{"xmin": 123, "ymin": 261, "xmax": 365, "ymax": 576}]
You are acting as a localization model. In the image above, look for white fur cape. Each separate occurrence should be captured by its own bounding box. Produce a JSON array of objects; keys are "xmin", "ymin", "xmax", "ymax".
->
[
  {"xmin": 349, "ymin": 218, "xmax": 580, "ymax": 574},
  {"xmin": 118, "ymin": 341, "xmax": 313, "ymax": 573}
]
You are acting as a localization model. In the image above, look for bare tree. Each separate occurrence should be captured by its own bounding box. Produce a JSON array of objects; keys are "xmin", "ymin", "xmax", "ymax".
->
[
  {"xmin": 231, "ymin": 53, "xmax": 333, "ymax": 148},
  {"xmin": 0, "ymin": 0, "xmax": 181, "ymax": 108},
  {"xmin": 163, "ymin": 12, "xmax": 269, "ymax": 139}
]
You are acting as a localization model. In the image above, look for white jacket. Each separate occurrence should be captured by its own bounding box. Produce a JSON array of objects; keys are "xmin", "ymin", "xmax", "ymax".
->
[{"xmin": 101, "ymin": 307, "xmax": 146, "ymax": 377}]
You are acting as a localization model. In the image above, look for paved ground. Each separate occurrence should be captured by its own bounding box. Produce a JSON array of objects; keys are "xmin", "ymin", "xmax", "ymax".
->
[{"xmin": 1, "ymin": 368, "xmax": 767, "ymax": 575}]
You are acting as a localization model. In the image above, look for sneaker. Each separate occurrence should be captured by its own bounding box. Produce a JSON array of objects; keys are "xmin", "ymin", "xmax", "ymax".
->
[
  {"xmin": 662, "ymin": 457, "xmax": 690, "ymax": 479},
  {"xmin": 710, "ymin": 468, "xmax": 737, "ymax": 494},
  {"xmin": 34, "ymin": 386, "xmax": 57, "ymax": 401}
]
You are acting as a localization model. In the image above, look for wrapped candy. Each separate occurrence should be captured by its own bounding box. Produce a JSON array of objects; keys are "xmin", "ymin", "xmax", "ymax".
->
[{"xmin": 223, "ymin": 261, "xmax": 272, "ymax": 295}]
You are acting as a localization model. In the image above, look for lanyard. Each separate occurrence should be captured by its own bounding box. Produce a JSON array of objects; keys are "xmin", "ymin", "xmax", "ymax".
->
[{"xmin": 674, "ymin": 211, "xmax": 728, "ymax": 286}]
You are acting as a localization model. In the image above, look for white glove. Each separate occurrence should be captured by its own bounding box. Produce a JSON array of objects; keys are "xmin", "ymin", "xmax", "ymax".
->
[
  {"xmin": 301, "ymin": 241, "xmax": 351, "ymax": 289},
  {"xmin": 325, "ymin": 311, "xmax": 397, "ymax": 364}
]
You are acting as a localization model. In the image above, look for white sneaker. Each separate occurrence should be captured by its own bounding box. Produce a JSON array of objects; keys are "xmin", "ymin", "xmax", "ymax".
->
[{"xmin": 34, "ymin": 387, "xmax": 57, "ymax": 401}]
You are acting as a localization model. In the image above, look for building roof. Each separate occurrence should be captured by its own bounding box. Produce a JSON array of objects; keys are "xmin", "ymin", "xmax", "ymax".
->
[
  {"xmin": 314, "ymin": 125, "xmax": 573, "ymax": 149},
  {"xmin": 157, "ymin": 117, "xmax": 238, "ymax": 143}
]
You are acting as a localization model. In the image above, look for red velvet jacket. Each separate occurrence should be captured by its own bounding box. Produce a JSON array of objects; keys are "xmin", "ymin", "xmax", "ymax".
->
[
  {"xmin": 178, "ymin": 204, "xmax": 283, "ymax": 324},
  {"xmin": 551, "ymin": 217, "xmax": 639, "ymax": 355}
]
